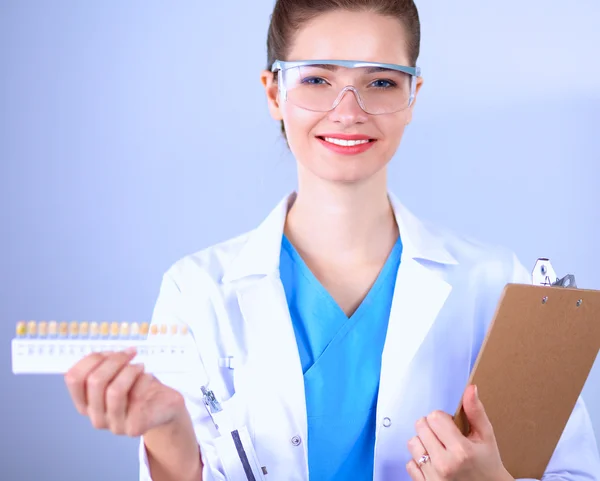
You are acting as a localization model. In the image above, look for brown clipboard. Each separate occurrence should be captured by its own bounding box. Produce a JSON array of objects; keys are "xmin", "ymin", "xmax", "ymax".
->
[{"xmin": 453, "ymin": 283, "xmax": 600, "ymax": 479}]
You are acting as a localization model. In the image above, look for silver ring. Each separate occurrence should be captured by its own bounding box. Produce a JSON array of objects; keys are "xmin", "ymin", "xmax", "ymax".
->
[{"xmin": 417, "ymin": 454, "xmax": 430, "ymax": 467}]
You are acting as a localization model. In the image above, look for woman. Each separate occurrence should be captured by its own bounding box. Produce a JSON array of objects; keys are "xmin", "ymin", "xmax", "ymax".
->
[{"xmin": 64, "ymin": 1, "xmax": 600, "ymax": 480}]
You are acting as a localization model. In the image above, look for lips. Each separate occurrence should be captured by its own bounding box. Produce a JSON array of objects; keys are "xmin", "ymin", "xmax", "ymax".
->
[
  {"xmin": 317, "ymin": 133, "xmax": 374, "ymax": 141},
  {"xmin": 316, "ymin": 134, "xmax": 377, "ymax": 155}
]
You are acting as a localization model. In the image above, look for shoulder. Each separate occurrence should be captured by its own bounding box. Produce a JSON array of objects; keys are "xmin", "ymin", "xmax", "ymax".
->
[
  {"xmin": 149, "ymin": 229, "xmax": 257, "ymax": 372},
  {"xmin": 161, "ymin": 230, "xmax": 254, "ymax": 293},
  {"xmin": 417, "ymin": 215, "xmax": 531, "ymax": 288},
  {"xmin": 414, "ymin": 217, "xmax": 533, "ymax": 350},
  {"xmin": 391, "ymin": 195, "xmax": 531, "ymax": 288}
]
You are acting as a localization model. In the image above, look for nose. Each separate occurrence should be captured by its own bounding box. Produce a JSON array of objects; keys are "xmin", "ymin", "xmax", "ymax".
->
[{"xmin": 327, "ymin": 88, "xmax": 369, "ymax": 126}]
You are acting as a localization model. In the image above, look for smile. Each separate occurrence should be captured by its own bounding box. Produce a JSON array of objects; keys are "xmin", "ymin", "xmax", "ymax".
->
[
  {"xmin": 316, "ymin": 135, "xmax": 377, "ymax": 155},
  {"xmin": 322, "ymin": 137, "xmax": 371, "ymax": 146}
]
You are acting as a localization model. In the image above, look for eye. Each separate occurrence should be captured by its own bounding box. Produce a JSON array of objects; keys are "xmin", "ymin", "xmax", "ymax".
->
[
  {"xmin": 301, "ymin": 76, "xmax": 329, "ymax": 86},
  {"xmin": 370, "ymin": 79, "xmax": 396, "ymax": 89}
]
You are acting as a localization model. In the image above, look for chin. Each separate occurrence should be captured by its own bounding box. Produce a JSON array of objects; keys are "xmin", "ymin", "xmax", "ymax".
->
[
  {"xmin": 308, "ymin": 161, "xmax": 385, "ymax": 185},
  {"xmin": 291, "ymin": 139, "xmax": 392, "ymax": 185}
]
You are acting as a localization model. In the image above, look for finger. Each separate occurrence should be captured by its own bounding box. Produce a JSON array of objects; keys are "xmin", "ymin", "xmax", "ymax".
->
[
  {"xmin": 105, "ymin": 363, "xmax": 145, "ymax": 434},
  {"xmin": 406, "ymin": 460, "xmax": 426, "ymax": 481},
  {"xmin": 415, "ymin": 416, "xmax": 446, "ymax": 461},
  {"xmin": 463, "ymin": 384, "xmax": 494, "ymax": 441},
  {"xmin": 128, "ymin": 372, "xmax": 156, "ymax": 405},
  {"xmin": 407, "ymin": 434, "xmax": 427, "ymax": 461},
  {"xmin": 64, "ymin": 352, "xmax": 108, "ymax": 415},
  {"xmin": 86, "ymin": 349, "xmax": 137, "ymax": 429},
  {"xmin": 124, "ymin": 373, "xmax": 157, "ymax": 437},
  {"xmin": 407, "ymin": 434, "xmax": 435, "ymax": 478},
  {"xmin": 426, "ymin": 410, "xmax": 465, "ymax": 449}
]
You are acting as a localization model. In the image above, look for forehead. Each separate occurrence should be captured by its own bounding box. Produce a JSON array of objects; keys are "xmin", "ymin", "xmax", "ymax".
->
[{"xmin": 287, "ymin": 10, "xmax": 410, "ymax": 66}]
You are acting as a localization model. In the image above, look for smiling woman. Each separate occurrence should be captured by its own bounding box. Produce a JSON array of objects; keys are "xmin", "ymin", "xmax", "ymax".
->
[
  {"xmin": 261, "ymin": 4, "xmax": 422, "ymax": 185},
  {"xmin": 62, "ymin": 1, "xmax": 600, "ymax": 481}
]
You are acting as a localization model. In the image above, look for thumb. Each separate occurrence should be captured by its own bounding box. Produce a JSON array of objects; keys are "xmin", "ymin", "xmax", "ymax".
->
[{"xmin": 463, "ymin": 385, "xmax": 493, "ymax": 441}]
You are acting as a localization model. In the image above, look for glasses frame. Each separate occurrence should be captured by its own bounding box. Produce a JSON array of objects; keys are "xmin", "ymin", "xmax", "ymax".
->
[{"xmin": 270, "ymin": 59, "xmax": 422, "ymax": 115}]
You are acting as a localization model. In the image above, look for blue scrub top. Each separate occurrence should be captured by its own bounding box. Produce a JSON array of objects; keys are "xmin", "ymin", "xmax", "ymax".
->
[{"xmin": 279, "ymin": 235, "xmax": 402, "ymax": 481}]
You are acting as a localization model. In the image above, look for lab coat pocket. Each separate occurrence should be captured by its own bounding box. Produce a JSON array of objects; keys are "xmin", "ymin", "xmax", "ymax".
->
[
  {"xmin": 213, "ymin": 425, "xmax": 267, "ymax": 481},
  {"xmin": 209, "ymin": 386, "xmax": 267, "ymax": 480},
  {"xmin": 209, "ymin": 390, "xmax": 247, "ymax": 434}
]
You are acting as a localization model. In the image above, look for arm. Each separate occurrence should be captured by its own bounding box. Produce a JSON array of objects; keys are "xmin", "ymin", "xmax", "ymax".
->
[
  {"xmin": 138, "ymin": 270, "xmax": 215, "ymax": 481},
  {"xmin": 143, "ymin": 397, "xmax": 203, "ymax": 481}
]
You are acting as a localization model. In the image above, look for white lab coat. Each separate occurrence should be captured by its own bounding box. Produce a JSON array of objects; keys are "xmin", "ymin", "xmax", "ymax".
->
[{"xmin": 139, "ymin": 192, "xmax": 600, "ymax": 481}]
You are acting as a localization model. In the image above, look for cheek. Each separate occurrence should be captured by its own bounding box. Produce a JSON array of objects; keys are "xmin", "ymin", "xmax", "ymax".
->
[
  {"xmin": 282, "ymin": 106, "xmax": 410, "ymax": 163},
  {"xmin": 281, "ymin": 106, "xmax": 324, "ymax": 149},
  {"xmin": 379, "ymin": 115, "xmax": 409, "ymax": 149}
]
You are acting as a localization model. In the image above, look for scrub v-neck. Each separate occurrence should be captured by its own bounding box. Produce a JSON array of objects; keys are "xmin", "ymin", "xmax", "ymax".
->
[{"xmin": 279, "ymin": 234, "xmax": 402, "ymax": 480}]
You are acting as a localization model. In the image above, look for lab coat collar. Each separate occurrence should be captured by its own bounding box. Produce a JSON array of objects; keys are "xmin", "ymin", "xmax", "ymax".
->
[{"xmin": 221, "ymin": 191, "xmax": 457, "ymax": 283}]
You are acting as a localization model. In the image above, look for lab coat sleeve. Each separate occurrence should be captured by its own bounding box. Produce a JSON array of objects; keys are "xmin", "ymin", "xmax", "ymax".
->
[
  {"xmin": 138, "ymin": 438, "xmax": 153, "ymax": 481},
  {"xmin": 138, "ymin": 271, "xmax": 225, "ymax": 481},
  {"xmin": 510, "ymin": 254, "xmax": 600, "ymax": 481}
]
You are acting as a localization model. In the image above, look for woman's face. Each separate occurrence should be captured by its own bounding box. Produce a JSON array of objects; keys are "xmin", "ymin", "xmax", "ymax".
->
[{"xmin": 262, "ymin": 10, "xmax": 423, "ymax": 185}]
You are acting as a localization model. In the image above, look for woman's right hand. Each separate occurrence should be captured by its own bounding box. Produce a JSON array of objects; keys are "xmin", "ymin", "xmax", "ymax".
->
[{"xmin": 64, "ymin": 348, "xmax": 187, "ymax": 437}]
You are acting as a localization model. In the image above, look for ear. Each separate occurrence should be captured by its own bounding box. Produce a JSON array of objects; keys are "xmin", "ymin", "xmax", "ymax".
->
[
  {"xmin": 260, "ymin": 70, "xmax": 283, "ymax": 121},
  {"xmin": 405, "ymin": 76, "xmax": 424, "ymax": 124}
]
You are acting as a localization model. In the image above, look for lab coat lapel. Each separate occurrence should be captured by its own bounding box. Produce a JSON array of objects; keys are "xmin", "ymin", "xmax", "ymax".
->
[
  {"xmin": 235, "ymin": 274, "xmax": 307, "ymax": 438},
  {"xmin": 222, "ymin": 194, "xmax": 308, "ymax": 478},
  {"xmin": 374, "ymin": 255, "xmax": 453, "ymax": 481},
  {"xmin": 380, "ymin": 257, "xmax": 452, "ymax": 398},
  {"xmin": 379, "ymin": 195, "xmax": 456, "ymax": 408}
]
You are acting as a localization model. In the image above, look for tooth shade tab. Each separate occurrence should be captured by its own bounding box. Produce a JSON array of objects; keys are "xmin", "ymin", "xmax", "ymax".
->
[{"xmin": 11, "ymin": 321, "xmax": 198, "ymax": 375}]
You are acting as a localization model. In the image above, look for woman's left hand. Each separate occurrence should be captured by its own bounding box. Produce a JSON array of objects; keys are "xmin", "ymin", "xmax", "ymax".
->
[{"xmin": 406, "ymin": 384, "xmax": 514, "ymax": 481}]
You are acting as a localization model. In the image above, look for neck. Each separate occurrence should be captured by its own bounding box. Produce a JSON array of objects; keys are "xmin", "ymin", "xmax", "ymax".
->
[{"xmin": 284, "ymin": 169, "xmax": 399, "ymax": 265}]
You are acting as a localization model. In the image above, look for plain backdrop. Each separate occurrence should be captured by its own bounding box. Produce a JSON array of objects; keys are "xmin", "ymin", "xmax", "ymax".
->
[{"xmin": 1, "ymin": 1, "xmax": 599, "ymax": 480}]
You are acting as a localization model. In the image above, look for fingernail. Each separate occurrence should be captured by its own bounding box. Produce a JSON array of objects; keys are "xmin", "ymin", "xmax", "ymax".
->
[
  {"xmin": 124, "ymin": 346, "xmax": 137, "ymax": 355},
  {"xmin": 474, "ymin": 385, "xmax": 479, "ymax": 400}
]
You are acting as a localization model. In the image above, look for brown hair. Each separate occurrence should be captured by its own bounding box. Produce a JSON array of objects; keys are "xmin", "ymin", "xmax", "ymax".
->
[{"xmin": 266, "ymin": 0, "xmax": 421, "ymax": 138}]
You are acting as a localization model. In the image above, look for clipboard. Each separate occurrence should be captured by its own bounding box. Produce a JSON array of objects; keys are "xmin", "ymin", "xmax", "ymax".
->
[{"xmin": 453, "ymin": 259, "xmax": 600, "ymax": 479}]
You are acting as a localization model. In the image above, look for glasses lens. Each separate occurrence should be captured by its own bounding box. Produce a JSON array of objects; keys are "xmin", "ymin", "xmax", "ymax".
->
[{"xmin": 280, "ymin": 64, "xmax": 413, "ymax": 114}]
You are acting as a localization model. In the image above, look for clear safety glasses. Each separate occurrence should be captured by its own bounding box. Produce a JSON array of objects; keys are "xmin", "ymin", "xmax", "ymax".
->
[{"xmin": 271, "ymin": 59, "xmax": 421, "ymax": 115}]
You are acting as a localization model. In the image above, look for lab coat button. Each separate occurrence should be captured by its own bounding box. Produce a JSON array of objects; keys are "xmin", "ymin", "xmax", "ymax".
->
[
  {"xmin": 383, "ymin": 417, "xmax": 392, "ymax": 427},
  {"xmin": 291, "ymin": 435, "xmax": 302, "ymax": 446}
]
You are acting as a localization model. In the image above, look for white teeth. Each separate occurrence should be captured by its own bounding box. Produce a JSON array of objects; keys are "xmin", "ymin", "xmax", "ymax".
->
[{"xmin": 323, "ymin": 137, "xmax": 370, "ymax": 146}]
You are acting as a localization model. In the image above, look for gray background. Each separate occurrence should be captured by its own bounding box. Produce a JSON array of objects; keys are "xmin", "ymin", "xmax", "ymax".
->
[{"xmin": 1, "ymin": 1, "xmax": 599, "ymax": 479}]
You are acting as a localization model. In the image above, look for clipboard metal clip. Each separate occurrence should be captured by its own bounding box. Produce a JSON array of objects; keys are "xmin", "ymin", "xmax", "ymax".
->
[{"xmin": 532, "ymin": 258, "xmax": 577, "ymax": 288}]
